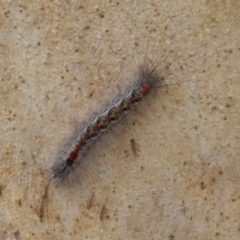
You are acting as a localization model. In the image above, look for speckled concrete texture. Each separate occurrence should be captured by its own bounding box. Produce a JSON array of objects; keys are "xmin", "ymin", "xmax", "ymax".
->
[{"xmin": 0, "ymin": 1, "xmax": 240, "ymax": 239}]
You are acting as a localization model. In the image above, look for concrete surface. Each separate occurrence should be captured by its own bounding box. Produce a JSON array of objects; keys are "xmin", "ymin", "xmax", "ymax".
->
[{"xmin": 0, "ymin": 0, "xmax": 240, "ymax": 239}]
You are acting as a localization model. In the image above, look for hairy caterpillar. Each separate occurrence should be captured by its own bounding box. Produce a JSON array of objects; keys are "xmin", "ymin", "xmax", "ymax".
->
[{"xmin": 51, "ymin": 36, "xmax": 192, "ymax": 183}]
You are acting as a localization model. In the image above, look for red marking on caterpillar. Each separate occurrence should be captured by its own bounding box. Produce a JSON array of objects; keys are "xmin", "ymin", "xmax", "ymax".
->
[{"xmin": 51, "ymin": 40, "xmax": 189, "ymax": 183}]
